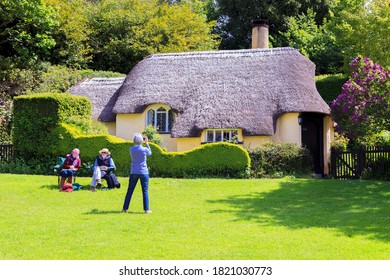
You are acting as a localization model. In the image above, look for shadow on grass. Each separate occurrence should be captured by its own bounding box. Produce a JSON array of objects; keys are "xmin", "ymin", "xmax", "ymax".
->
[
  {"xmin": 40, "ymin": 184, "xmax": 118, "ymax": 192},
  {"xmin": 84, "ymin": 209, "xmax": 122, "ymax": 215},
  {"xmin": 83, "ymin": 209, "xmax": 145, "ymax": 215},
  {"xmin": 41, "ymin": 184, "xmax": 61, "ymax": 190},
  {"xmin": 41, "ymin": 184, "xmax": 91, "ymax": 192},
  {"xmin": 208, "ymin": 179, "xmax": 390, "ymax": 242}
]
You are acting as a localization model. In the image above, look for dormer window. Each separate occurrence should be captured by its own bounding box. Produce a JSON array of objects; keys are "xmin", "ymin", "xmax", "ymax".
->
[{"xmin": 146, "ymin": 105, "xmax": 175, "ymax": 133}]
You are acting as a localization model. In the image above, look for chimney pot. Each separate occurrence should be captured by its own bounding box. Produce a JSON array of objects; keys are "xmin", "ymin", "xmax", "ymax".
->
[{"xmin": 252, "ymin": 19, "xmax": 269, "ymax": 49}]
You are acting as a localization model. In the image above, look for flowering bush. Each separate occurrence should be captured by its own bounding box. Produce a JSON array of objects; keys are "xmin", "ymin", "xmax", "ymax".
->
[{"xmin": 330, "ymin": 56, "xmax": 390, "ymax": 145}]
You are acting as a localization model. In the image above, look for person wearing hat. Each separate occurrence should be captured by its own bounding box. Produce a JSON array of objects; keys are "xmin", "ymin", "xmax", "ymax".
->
[
  {"xmin": 59, "ymin": 148, "xmax": 81, "ymax": 190},
  {"xmin": 90, "ymin": 148, "xmax": 117, "ymax": 192}
]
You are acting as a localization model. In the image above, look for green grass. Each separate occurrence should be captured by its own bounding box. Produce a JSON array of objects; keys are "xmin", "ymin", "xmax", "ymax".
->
[{"xmin": 0, "ymin": 174, "xmax": 389, "ymax": 260}]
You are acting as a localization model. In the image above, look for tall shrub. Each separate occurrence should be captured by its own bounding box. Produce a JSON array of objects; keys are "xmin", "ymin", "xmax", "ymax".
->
[
  {"xmin": 13, "ymin": 93, "xmax": 91, "ymax": 159},
  {"xmin": 248, "ymin": 143, "xmax": 313, "ymax": 178},
  {"xmin": 330, "ymin": 56, "xmax": 390, "ymax": 145}
]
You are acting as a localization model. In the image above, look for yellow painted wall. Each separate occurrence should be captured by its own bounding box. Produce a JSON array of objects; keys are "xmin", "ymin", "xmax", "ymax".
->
[
  {"xmin": 323, "ymin": 116, "xmax": 334, "ymax": 175},
  {"xmin": 116, "ymin": 114, "xmax": 145, "ymax": 140},
  {"xmin": 116, "ymin": 112, "xmax": 301, "ymax": 152},
  {"xmin": 176, "ymin": 138, "xmax": 201, "ymax": 152},
  {"xmin": 160, "ymin": 134, "xmax": 177, "ymax": 151},
  {"xmin": 116, "ymin": 113, "xmax": 178, "ymax": 150},
  {"xmin": 104, "ymin": 122, "xmax": 116, "ymax": 136},
  {"xmin": 272, "ymin": 112, "xmax": 301, "ymax": 145},
  {"xmin": 241, "ymin": 136, "xmax": 271, "ymax": 149}
]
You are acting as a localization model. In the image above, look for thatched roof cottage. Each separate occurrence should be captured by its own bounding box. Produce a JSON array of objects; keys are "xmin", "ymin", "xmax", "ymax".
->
[{"xmin": 70, "ymin": 22, "xmax": 333, "ymax": 175}]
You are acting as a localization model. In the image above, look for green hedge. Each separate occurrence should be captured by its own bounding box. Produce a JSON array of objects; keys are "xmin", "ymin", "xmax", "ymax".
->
[
  {"xmin": 54, "ymin": 123, "xmax": 250, "ymax": 178},
  {"xmin": 315, "ymin": 73, "xmax": 348, "ymax": 103},
  {"xmin": 248, "ymin": 142, "xmax": 313, "ymax": 178},
  {"xmin": 12, "ymin": 94, "xmax": 250, "ymax": 177},
  {"xmin": 148, "ymin": 142, "xmax": 250, "ymax": 178},
  {"xmin": 13, "ymin": 93, "xmax": 91, "ymax": 159}
]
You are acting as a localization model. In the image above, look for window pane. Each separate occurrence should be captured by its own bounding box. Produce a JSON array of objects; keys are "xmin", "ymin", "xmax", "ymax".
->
[
  {"xmin": 168, "ymin": 110, "xmax": 175, "ymax": 131},
  {"xmin": 215, "ymin": 131, "xmax": 222, "ymax": 142},
  {"xmin": 223, "ymin": 131, "xmax": 230, "ymax": 141},
  {"xmin": 147, "ymin": 109, "xmax": 154, "ymax": 126},
  {"xmin": 206, "ymin": 131, "xmax": 214, "ymax": 142},
  {"xmin": 156, "ymin": 111, "xmax": 167, "ymax": 132}
]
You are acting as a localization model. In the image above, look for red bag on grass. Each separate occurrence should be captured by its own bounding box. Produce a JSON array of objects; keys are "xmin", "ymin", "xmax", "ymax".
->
[{"xmin": 62, "ymin": 183, "xmax": 73, "ymax": 192}]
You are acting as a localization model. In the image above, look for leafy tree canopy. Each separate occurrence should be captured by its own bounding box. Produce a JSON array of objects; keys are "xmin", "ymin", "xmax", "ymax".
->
[
  {"xmin": 211, "ymin": 0, "xmax": 331, "ymax": 50},
  {"xmin": 44, "ymin": 0, "xmax": 93, "ymax": 68},
  {"xmin": 276, "ymin": 8, "xmax": 343, "ymax": 74},
  {"xmin": 0, "ymin": 0, "xmax": 58, "ymax": 66},
  {"xmin": 327, "ymin": 0, "xmax": 390, "ymax": 70},
  {"xmin": 87, "ymin": 0, "xmax": 219, "ymax": 73}
]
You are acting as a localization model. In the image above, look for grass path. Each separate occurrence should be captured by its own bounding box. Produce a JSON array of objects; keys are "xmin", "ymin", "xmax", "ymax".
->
[{"xmin": 0, "ymin": 174, "xmax": 389, "ymax": 260}]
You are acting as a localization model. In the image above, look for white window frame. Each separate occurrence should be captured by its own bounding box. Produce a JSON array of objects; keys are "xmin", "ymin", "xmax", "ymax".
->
[
  {"xmin": 145, "ymin": 104, "xmax": 174, "ymax": 133},
  {"xmin": 205, "ymin": 129, "xmax": 239, "ymax": 143}
]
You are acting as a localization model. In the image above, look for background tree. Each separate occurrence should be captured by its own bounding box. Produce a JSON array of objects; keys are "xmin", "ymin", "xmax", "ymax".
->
[
  {"xmin": 0, "ymin": 0, "xmax": 59, "ymax": 98},
  {"xmin": 210, "ymin": 0, "xmax": 331, "ymax": 50},
  {"xmin": 0, "ymin": 0, "xmax": 58, "ymax": 67},
  {"xmin": 326, "ymin": 0, "xmax": 390, "ymax": 71},
  {"xmin": 44, "ymin": 0, "xmax": 93, "ymax": 68},
  {"xmin": 87, "ymin": 0, "xmax": 218, "ymax": 73},
  {"xmin": 276, "ymin": 9, "xmax": 343, "ymax": 74},
  {"xmin": 330, "ymin": 56, "xmax": 390, "ymax": 146}
]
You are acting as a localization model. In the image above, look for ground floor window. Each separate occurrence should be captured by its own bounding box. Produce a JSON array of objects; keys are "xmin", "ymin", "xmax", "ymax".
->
[{"xmin": 205, "ymin": 129, "xmax": 239, "ymax": 143}]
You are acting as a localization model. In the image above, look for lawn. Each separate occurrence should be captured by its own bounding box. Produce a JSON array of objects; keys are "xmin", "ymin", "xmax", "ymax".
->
[{"xmin": 0, "ymin": 174, "xmax": 389, "ymax": 260}]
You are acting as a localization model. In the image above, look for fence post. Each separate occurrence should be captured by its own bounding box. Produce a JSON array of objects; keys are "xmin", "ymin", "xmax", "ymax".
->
[
  {"xmin": 0, "ymin": 144, "xmax": 14, "ymax": 163},
  {"xmin": 330, "ymin": 147, "xmax": 337, "ymax": 178},
  {"xmin": 357, "ymin": 146, "xmax": 366, "ymax": 178}
]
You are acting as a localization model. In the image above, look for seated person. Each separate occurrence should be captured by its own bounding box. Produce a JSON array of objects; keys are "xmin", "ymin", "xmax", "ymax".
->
[
  {"xmin": 90, "ymin": 148, "xmax": 116, "ymax": 191},
  {"xmin": 59, "ymin": 148, "xmax": 81, "ymax": 190}
]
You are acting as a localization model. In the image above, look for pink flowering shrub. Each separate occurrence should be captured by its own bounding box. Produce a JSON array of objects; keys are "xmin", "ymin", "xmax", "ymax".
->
[{"xmin": 330, "ymin": 56, "xmax": 390, "ymax": 144}]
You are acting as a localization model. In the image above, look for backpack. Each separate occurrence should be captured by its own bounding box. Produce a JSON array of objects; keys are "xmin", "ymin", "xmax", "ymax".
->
[
  {"xmin": 62, "ymin": 182, "xmax": 73, "ymax": 192},
  {"xmin": 72, "ymin": 183, "xmax": 82, "ymax": 191},
  {"xmin": 104, "ymin": 172, "xmax": 121, "ymax": 189}
]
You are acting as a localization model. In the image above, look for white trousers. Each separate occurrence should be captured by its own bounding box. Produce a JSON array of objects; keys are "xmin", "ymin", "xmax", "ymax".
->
[{"xmin": 90, "ymin": 167, "xmax": 105, "ymax": 187}]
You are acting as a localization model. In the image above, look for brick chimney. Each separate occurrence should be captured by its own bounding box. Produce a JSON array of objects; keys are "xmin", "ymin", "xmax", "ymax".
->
[{"xmin": 252, "ymin": 19, "xmax": 269, "ymax": 49}]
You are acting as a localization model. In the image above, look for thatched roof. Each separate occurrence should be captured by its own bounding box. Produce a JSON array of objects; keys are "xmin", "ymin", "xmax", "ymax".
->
[
  {"xmin": 113, "ymin": 47, "xmax": 330, "ymax": 137},
  {"xmin": 69, "ymin": 77, "xmax": 125, "ymax": 122}
]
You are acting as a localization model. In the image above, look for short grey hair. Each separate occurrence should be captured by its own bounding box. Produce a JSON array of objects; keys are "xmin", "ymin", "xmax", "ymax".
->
[{"xmin": 133, "ymin": 133, "xmax": 143, "ymax": 145}]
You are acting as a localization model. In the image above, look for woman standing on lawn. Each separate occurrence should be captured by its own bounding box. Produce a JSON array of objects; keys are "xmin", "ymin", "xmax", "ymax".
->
[{"xmin": 121, "ymin": 133, "xmax": 152, "ymax": 214}]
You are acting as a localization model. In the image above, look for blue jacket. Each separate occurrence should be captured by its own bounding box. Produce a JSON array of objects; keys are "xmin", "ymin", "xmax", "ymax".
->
[{"xmin": 130, "ymin": 144, "xmax": 152, "ymax": 174}]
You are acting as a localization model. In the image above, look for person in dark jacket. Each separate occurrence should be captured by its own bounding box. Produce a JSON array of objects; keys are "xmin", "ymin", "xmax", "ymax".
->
[
  {"xmin": 59, "ymin": 148, "xmax": 81, "ymax": 190},
  {"xmin": 90, "ymin": 148, "xmax": 116, "ymax": 192}
]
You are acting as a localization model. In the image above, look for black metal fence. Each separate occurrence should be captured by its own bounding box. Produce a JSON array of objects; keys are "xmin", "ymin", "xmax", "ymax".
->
[
  {"xmin": 331, "ymin": 146, "xmax": 390, "ymax": 179},
  {"xmin": 0, "ymin": 144, "xmax": 13, "ymax": 163}
]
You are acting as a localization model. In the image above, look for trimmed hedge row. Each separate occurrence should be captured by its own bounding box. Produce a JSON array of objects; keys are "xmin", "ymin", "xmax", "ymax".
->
[
  {"xmin": 148, "ymin": 142, "xmax": 250, "ymax": 178},
  {"xmin": 12, "ymin": 94, "xmax": 250, "ymax": 178},
  {"xmin": 53, "ymin": 123, "xmax": 251, "ymax": 178}
]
